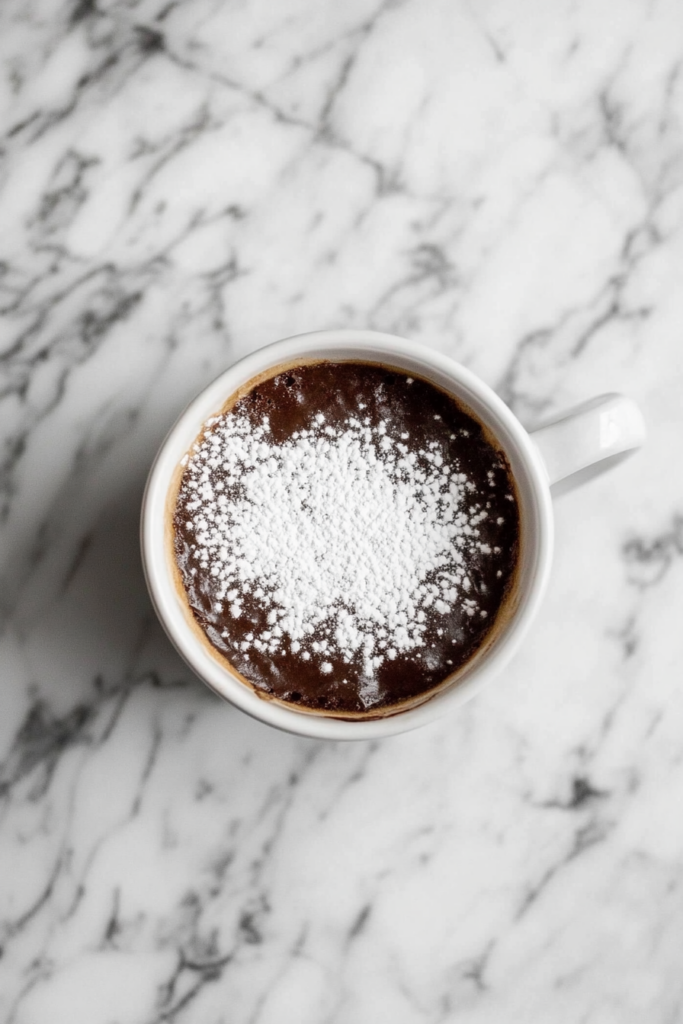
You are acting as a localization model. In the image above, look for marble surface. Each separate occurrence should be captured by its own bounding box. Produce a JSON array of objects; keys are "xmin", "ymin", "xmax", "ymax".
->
[{"xmin": 1, "ymin": 0, "xmax": 682, "ymax": 1020}]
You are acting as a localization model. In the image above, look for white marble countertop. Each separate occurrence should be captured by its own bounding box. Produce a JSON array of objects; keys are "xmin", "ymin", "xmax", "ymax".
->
[{"xmin": 1, "ymin": 1, "xmax": 683, "ymax": 1021}]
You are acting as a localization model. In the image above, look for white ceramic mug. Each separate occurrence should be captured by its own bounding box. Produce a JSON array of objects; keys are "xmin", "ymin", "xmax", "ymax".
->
[{"xmin": 140, "ymin": 330, "xmax": 645, "ymax": 739}]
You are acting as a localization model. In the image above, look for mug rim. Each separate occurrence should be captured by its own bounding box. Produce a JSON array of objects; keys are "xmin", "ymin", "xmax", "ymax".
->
[{"xmin": 140, "ymin": 329, "xmax": 553, "ymax": 739}]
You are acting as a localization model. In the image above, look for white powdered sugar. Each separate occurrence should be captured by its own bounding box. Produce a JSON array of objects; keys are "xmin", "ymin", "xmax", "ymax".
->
[{"xmin": 180, "ymin": 409, "xmax": 497, "ymax": 678}]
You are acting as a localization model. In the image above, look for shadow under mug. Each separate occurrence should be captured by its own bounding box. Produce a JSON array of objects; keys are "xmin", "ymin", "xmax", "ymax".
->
[{"xmin": 140, "ymin": 330, "xmax": 645, "ymax": 739}]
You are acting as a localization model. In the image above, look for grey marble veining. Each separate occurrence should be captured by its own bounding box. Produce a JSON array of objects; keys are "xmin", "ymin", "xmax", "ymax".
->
[{"xmin": 1, "ymin": 0, "xmax": 683, "ymax": 1021}]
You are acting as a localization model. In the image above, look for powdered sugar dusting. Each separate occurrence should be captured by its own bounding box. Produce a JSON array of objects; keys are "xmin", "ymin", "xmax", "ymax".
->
[{"xmin": 178, "ymin": 408, "xmax": 502, "ymax": 681}]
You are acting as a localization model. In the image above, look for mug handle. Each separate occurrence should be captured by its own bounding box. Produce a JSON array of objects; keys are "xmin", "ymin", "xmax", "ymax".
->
[{"xmin": 529, "ymin": 393, "xmax": 646, "ymax": 497}]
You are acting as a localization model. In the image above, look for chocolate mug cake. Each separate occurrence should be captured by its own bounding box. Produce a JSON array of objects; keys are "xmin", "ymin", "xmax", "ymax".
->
[{"xmin": 171, "ymin": 361, "xmax": 521, "ymax": 718}]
